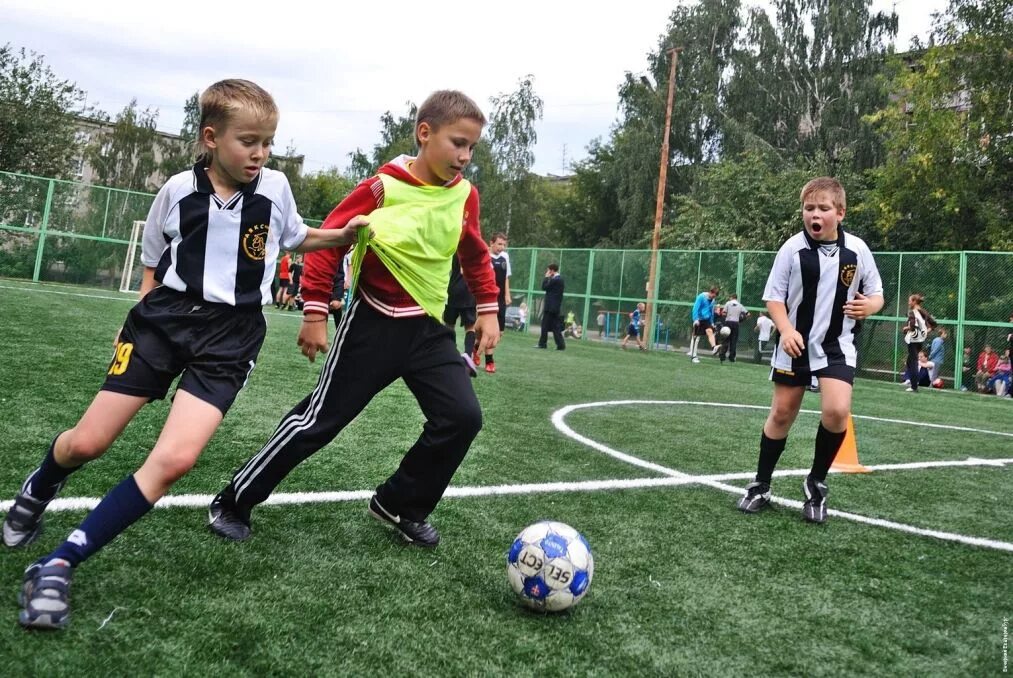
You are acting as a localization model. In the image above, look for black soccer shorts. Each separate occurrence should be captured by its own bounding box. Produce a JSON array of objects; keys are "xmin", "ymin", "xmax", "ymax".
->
[
  {"xmin": 770, "ymin": 363, "xmax": 855, "ymax": 387},
  {"xmin": 102, "ymin": 286, "xmax": 266, "ymax": 414}
]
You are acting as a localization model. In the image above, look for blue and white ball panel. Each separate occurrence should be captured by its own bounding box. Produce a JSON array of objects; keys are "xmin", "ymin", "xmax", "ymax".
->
[
  {"xmin": 540, "ymin": 533, "xmax": 569, "ymax": 559},
  {"xmin": 519, "ymin": 521, "xmax": 551, "ymax": 543}
]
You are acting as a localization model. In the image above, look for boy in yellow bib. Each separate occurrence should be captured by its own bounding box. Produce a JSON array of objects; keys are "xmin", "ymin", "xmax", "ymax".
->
[{"xmin": 209, "ymin": 91, "xmax": 500, "ymax": 547}]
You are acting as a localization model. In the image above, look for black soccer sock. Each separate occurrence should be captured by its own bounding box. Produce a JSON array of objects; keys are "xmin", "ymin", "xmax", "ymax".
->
[
  {"xmin": 464, "ymin": 331, "xmax": 476, "ymax": 357},
  {"xmin": 756, "ymin": 432, "xmax": 787, "ymax": 484},
  {"xmin": 486, "ymin": 354, "xmax": 495, "ymax": 365},
  {"xmin": 810, "ymin": 422, "xmax": 847, "ymax": 482},
  {"xmin": 24, "ymin": 435, "xmax": 79, "ymax": 502},
  {"xmin": 48, "ymin": 475, "xmax": 153, "ymax": 567}
]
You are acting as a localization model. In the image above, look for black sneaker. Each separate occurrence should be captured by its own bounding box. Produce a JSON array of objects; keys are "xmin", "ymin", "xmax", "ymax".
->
[
  {"xmin": 367, "ymin": 495, "xmax": 439, "ymax": 547},
  {"xmin": 802, "ymin": 476, "xmax": 829, "ymax": 524},
  {"xmin": 208, "ymin": 490, "xmax": 252, "ymax": 542},
  {"xmin": 736, "ymin": 481, "xmax": 771, "ymax": 513},
  {"xmin": 3, "ymin": 484, "xmax": 62, "ymax": 548},
  {"xmin": 19, "ymin": 557, "xmax": 73, "ymax": 630}
]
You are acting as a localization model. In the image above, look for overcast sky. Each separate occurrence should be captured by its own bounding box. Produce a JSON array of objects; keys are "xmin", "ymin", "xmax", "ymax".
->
[{"xmin": 2, "ymin": 0, "xmax": 947, "ymax": 176}]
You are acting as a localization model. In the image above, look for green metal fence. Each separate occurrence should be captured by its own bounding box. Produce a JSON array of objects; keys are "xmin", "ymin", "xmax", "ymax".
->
[
  {"xmin": 2, "ymin": 171, "xmax": 1011, "ymax": 389},
  {"xmin": 506, "ymin": 248, "xmax": 1013, "ymax": 391}
]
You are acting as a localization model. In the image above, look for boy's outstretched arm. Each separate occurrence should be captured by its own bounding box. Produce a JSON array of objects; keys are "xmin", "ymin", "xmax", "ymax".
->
[
  {"xmin": 297, "ymin": 179, "xmax": 383, "ymax": 362},
  {"xmin": 296, "ymin": 216, "xmax": 371, "ymax": 253}
]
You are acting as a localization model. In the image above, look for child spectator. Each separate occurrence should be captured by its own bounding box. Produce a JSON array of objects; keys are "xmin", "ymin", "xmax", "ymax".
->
[
  {"xmin": 985, "ymin": 349, "xmax": 1011, "ymax": 396},
  {"xmin": 928, "ymin": 326, "xmax": 947, "ymax": 383},
  {"xmin": 901, "ymin": 293, "xmax": 934, "ymax": 393},
  {"xmin": 975, "ymin": 344, "xmax": 999, "ymax": 393}
]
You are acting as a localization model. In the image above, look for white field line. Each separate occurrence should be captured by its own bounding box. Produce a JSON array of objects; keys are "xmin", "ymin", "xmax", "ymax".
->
[
  {"xmin": 3, "ymin": 456, "xmax": 1010, "ymax": 514},
  {"xmin": 0, "ymin": 283, "xmax": 301, "ymax": 320},
  {"xmin": 552, "ymin": 400, "xmax": 1013, "ymax": 553}
]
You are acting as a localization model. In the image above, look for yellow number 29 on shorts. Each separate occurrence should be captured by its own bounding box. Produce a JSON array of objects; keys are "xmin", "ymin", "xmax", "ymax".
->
[{"xmin": 108, "ymin": 342, "xmax": 135, "ymax": 376}]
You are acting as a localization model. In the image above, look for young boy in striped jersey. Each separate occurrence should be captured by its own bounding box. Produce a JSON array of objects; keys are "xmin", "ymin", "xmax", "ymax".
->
[
  {"xmin": 737, "ymin": 177, "xmax": 884, "ymax": 523},
  {"xmin": 207, "ymin": 90, "xmax": 500, "ymax": 548},
  {"xmin": 3, "ymin": 80, "xmax": 362, "ymax": 629}
]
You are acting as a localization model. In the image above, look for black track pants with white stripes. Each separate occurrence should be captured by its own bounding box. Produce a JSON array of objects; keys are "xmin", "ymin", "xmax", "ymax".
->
[{"xmin": 228, "ymin": 298, "xmax": 483, "ymax": 522}]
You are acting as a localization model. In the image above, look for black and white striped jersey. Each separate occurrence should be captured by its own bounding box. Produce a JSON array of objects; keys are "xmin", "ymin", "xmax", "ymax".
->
[
  {"xmin": 140, "ymin": 164, "xmax": 308, "ymax": 308},
  {"xmin": 762, "ymin": 228, "xmax": 883, "ymax": 372}
]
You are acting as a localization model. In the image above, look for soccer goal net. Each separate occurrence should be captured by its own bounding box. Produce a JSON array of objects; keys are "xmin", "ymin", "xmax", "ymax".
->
[{"xmin": 119, "ymin": 220, "xmax": 146, "ymax": 293}]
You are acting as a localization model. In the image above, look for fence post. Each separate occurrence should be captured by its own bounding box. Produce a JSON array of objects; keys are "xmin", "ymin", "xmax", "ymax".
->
[
  {"xmin": 101, "ymin": 189, "xmax": 112, "ymax": 239},
  {"xmin": 954, "ymin": 251, "xmax": 968, "ymax": 391},
  {"xmin": 649, "ymin": 250, "xmax": 663, "ymax": 349},
  {"xmin": 735, "ymin": 251, "xmax": 744, "ymax": 299},
  {"xmin": 527, "ymin": 248, "xmax": 538, "ymax": 333},
  {"xmin": 892, "ymin": 253, "xmax": 904, "ymax": 382},
  {"xmin": 581, "ymin": 250, "xmax": 595, "ymax": 342},
  {"xmin": 32, "ymin": 179, "xmax": 55, "ymax": 283}
]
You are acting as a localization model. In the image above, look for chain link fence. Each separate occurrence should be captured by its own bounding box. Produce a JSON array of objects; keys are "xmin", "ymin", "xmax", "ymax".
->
[{"xmin": 2, "ymin": 171, "xmax": 1010, "ymax": 389}]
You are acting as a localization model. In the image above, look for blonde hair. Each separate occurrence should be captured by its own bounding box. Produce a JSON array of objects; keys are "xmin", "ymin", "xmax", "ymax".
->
[
  {"xmin": 800, "ymin": 177, "xmax": 847, "ymax": 211},
  {"xmin": 194, "ymin": 79, "xmax": 278, "ymax": 166},
  {"xmin": 415, "ymin": 90, "xmax": 486, "ymax": 144}
]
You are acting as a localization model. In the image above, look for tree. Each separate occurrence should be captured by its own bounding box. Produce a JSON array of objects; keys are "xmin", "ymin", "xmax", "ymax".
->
[
  {"xmin": 296, "ymin": 167, "xmax": 356, "ymax": 222},
  {"xmin": 724, "ymin": 0, "xmax": 898, "ymax": 171},
  {"xmin": 85, "ymin": 100, "xmax": 160, "ymax": 191},
  {"xmin": 485, "ymin": 76, "xmax": 544, "ymax": 237},
  {"xmin": 158, "ymin": 91, "xmax": 200, "ymax": 176},
  {"xmin": 348, "ymin": 103, "xmax": 418, "ymax": 180},
  {"xmin": 0, "ymin": 44, "xmax": 87, "ymax": 178},
  {"xmin": 866, "ymin": 0, "xmax": 1012, "ymax": 251}
]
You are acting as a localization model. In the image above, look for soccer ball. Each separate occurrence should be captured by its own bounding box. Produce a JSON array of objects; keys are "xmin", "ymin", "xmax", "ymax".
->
[
  {"xmin": 719, "ymin": 325, "xmax": 731, "ymax": 338},
  {"xmin": 507, "ymin": 521, "xmax": 594, "ymax": 612}
]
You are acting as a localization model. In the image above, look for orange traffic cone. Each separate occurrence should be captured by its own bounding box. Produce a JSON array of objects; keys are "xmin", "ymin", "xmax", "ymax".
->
[{"xmin": 830, "ymin": 415, "xmax": 870, "ymax": 473}]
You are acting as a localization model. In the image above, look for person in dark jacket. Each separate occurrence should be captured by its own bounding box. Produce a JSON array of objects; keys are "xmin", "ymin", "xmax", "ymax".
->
[{"xmin": 537, "ymin": 263, "xmax": 565, "ymax": 350}]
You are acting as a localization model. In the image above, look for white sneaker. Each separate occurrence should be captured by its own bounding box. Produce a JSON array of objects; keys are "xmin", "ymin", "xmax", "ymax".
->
[
  {"xmin": 692, "ymin": 357, "xmax": 701, "ymax": 364},
  {"xmin": 901, "ymin": 380, "xmax": 910, "ymax": 386},
  {"xmin": 905, "ymin": 387, "xmax": 914, "ymax": 392}
]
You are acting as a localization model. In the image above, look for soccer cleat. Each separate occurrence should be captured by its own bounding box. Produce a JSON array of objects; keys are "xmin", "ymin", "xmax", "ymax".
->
[
  {"xmin": 207, "ymin": 491, "xmax": 252, "ymax": 542},
  {"xmin": 802, "ymin": 476, "xmax": 829, "ymax": 524},
  {"xmin": 691, "ymin": 357, "xmax": 701, "ymax": 364},
  {"xmin": 485, "ymin": 362, "xmax": 496, "ymax": 374},
  {"xmin": 3, "ymin": 485, "xmax": 62, "ymax": 549},
  {"xmin": 367, "ymin": 495, "xmax": 439, "ymax": 547},
  {"xmin": 461, "ymin": 353, "xmax": 477, "ymax": 378},
  {"xmin": 905, "ymin": 387, "xmax": 915, "ymax": 392},
  {"xmin": 736, "ymin": 481, "xmax": 771, "ymax": 513},
  {"xmin": 711, "ymin": 344, "xmax": 721, "ymax": 355},
  {"xmin": 18, "ymin": 557, "xmax": 73, "ymax": 630}
]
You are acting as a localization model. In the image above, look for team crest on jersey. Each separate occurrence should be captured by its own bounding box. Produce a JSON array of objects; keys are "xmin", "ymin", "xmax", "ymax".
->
[
  {"xmin": 840, "ymin": 263, "xmax": 857, "ymax": 287},
  {"xmin": 242, "ymin": 224, "xmax": 269, "ymax": 261}
]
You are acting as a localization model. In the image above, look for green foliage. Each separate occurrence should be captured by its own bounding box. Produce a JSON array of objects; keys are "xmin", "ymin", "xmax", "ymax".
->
[
  {"xmin": 482, "ymin": 76, "xmax": 544, "ymax": 238},
  {"xmin": 347, "ymin": 102, "xmax": 418, "ymax": 180},
  {"xmin": 158, "ymin": 91, "xmax": 201, "ymax": 177},
  {"xmin": 295, "ymin": 167, "xmax": 356, "ymax": 222},
  {"xmin": 866, "ymin": 0, "xmax": 1012, "ymax": 251},
  {"xmin": 0, "ymin": 44, "xmax": 86, "ymax": 178},
  {"xmin": 85, "ymin": 100, "xmax": 160, "ymax": 192}
]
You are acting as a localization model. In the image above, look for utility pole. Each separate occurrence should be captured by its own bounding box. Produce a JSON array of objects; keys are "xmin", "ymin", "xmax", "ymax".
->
[{"xmin": 645, "ymin": 47, "xmax": 682, "ymax": 351}]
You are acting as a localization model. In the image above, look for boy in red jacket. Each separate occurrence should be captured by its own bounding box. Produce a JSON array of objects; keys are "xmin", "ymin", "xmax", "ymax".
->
[{"xmin": 209, "ymin": 91, "xmax": 500, "ymax": 547}]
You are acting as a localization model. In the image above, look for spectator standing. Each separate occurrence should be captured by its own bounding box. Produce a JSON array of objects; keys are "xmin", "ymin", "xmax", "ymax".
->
[
  {"xmin": 755, "ymin": 312, "xmax": 775, "ymax": 363},
  {"xmin": 721, "ymin": 293, "xmax": 749, "ymax": 362},
  {"xmin": 901, "ymin": 293, "xmax": 934, "ymax": 392},
  {"xmin": 537, "ymin": 263, "xmax": 565, "ymax": 350}
]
